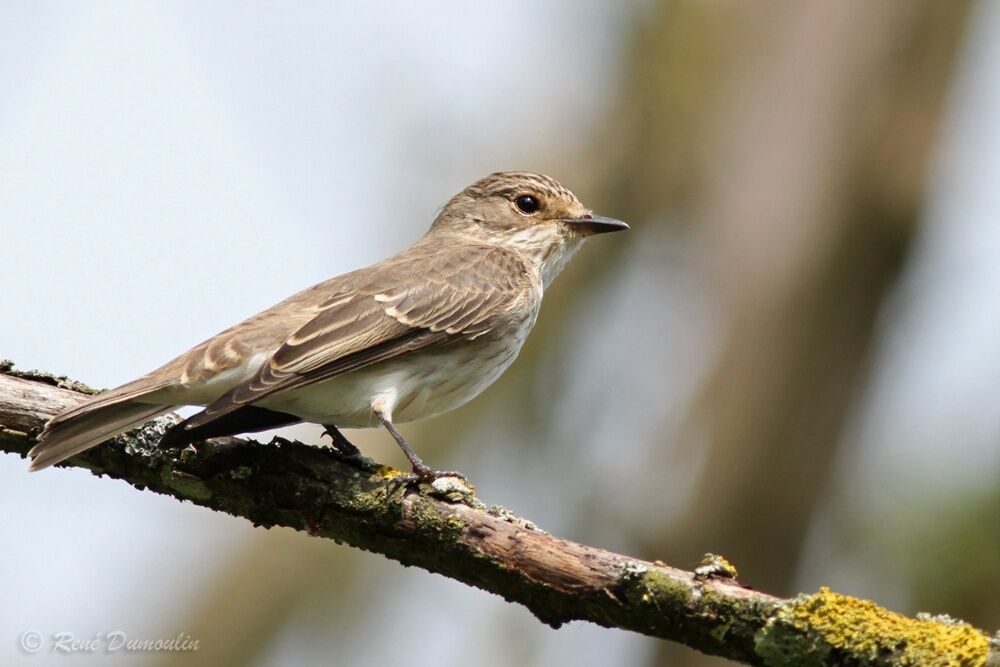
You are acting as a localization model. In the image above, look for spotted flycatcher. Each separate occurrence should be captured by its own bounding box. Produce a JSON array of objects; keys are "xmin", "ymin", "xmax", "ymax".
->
[{"xmin": 28, "ymin": 172, "xmax": 628, "ymax": 481}]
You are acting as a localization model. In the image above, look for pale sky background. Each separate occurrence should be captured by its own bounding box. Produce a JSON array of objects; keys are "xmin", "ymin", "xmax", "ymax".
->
[{"xmin": 1, "ymin": 2, "xmax": 998, "ymax": 666}]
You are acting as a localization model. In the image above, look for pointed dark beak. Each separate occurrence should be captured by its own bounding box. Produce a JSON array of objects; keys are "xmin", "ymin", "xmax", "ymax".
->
[{"xmin": 562, "ymin": 214, "xmax": 630, "ymax": 235}]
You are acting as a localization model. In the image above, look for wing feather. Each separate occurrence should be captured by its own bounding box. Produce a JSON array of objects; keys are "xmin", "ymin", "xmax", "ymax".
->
[{"xmin": 182, "ymin": 244, "xmax": 534, "ymax": 430}]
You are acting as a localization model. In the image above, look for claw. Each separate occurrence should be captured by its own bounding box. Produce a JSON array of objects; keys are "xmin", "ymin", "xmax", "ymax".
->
[
  {"xmin": 321, "ymin": 425, "xmax": 361, "ymax": 457},
  {"xmin": 385, "ymin": 465, "xmax": 470, "ymax": 492}
]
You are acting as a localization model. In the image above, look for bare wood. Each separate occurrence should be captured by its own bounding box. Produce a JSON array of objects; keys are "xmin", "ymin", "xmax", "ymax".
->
[{"xmin": 0, "ymin": 364, "xmax": 995, "ymax": 666}]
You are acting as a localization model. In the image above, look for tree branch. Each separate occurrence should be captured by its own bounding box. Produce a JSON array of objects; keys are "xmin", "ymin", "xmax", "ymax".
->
[{"xmin": 0, "ymin": 361, "xmax": 995, "ymax": 666}]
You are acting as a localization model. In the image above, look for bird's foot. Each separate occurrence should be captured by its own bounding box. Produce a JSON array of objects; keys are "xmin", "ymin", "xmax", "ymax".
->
[
  {"xmin": 321, "ymin": 425, "xmax": 361, "ymax": 457},
  {"xmin": 374, "ymin": 412, "xmax": 471, "ymax": 491},
  {"xmin": 386, "ymin": 463, "xmax": 470, "ymax": 491}
]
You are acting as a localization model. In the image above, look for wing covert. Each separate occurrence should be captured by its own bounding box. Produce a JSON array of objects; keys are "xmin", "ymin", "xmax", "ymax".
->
[{"xmin": 183, "ymin": 244, "xmax": 534, "ymax": 429}]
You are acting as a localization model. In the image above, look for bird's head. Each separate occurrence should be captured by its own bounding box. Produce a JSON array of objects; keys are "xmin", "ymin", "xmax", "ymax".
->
[{"xmin": 429, "ymin": 171, "xmax": 628, "ymax": 287}]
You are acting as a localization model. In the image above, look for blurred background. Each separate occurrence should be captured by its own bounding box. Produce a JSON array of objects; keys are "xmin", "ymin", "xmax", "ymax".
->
[{"xmin": 1, "ymin": 1, "xmax": 998, "ymax": 665}]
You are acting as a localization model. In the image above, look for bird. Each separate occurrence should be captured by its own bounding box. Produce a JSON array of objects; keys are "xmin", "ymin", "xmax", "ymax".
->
[{"xmin": 27, "ymin": 171, "xmax": 628, "ymax": 481}]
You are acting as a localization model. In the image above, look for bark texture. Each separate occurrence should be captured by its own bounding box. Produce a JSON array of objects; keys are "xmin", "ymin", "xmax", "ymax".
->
[{"xmin": 1, "ymin": 363, "xmax": 996, "ymax": 667}]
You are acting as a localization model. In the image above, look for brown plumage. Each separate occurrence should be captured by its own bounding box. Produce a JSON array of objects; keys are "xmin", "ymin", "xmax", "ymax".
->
[{"xmin": 28, "ymin": 172, "xmax": 627, "ymax": 479}]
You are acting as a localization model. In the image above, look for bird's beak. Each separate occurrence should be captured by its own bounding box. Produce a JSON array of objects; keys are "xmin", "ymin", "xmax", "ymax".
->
[{"xmin": 562, "ymin": 214, "xmax": 630, "ymax": 235}]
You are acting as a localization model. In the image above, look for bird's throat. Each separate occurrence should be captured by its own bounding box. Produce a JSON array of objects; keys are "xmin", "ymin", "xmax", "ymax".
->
[{"xmin": 538, "ymin": 236, "xmax": 585, "ymax": 288}]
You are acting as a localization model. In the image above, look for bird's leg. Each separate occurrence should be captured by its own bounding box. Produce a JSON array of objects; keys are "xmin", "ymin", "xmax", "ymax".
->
[
  {"xmin": 321, "ymin": 424, "xmax": 360, "ymax": 457},
  {"xmin": 376, "ymin": 413, "xmax": 467, "ymax": 484}
]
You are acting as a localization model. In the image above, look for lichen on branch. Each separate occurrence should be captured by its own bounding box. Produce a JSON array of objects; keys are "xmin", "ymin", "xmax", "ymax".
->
[{"xmin": 0, "ymin": 363, "xmax": 995, "ymax": 667}]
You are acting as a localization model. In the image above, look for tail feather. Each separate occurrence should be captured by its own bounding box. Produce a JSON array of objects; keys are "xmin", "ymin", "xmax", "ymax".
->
[{"xmin": 28, "ymin": 402, "xmax": 172, "ymax": 471}]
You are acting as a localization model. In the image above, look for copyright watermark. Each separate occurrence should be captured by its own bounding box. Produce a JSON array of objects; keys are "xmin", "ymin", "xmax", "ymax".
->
[{"xmin": 18, "ymin": 630, "xmax": 199, "ymax": 654}]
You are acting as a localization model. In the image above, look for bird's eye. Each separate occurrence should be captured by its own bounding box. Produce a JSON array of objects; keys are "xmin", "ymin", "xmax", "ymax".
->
[{"xmin": 515, "ymin": 195, "xmax": 540, "ymax": 215}]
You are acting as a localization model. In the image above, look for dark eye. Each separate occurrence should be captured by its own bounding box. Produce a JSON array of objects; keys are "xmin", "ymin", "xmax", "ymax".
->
[{"xmin": 515, "ymin": 194, "xmax": 540, "ymax": 214}]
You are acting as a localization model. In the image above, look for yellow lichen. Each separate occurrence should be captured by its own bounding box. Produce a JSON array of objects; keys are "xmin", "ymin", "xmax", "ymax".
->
[
  {"xmin": 695, "ymin": 553, "xmax": 739, "ymax": 580},
  {"xmin": 778, "ymin": 587, "xmax": 989, "ymax": 666},
  {"xmin": 376, "ymin": 465, "xmax": 406, "ymax": 480}
]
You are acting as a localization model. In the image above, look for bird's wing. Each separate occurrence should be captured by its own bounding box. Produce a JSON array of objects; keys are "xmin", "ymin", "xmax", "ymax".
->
[
  {"xmin": 28, "ymin": 279, "xmax": 331, "ymax": 470},
  {"xmin": 181, "ymin": 244, "xmax": 534, "ymax": 429}
]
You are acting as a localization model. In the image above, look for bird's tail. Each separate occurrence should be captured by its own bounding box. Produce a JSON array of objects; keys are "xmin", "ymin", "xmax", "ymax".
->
[{"xmin": 28, "ymin": 390, "xmax": 173, "ymax": 471}]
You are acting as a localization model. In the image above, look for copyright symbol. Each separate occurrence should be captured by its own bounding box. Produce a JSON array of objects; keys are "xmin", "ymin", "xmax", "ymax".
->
[{"xmin": 20, "ymin": 630, "xmax": 43, "ymax": 653}]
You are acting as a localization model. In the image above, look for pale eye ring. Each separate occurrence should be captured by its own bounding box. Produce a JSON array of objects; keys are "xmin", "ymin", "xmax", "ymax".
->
[{"xmin": 515, "ymin": 194, "xmax": 540, "ymax": 215}]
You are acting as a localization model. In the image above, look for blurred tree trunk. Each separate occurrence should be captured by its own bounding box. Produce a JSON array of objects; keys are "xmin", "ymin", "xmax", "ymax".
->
[{"xmin": 593, "ymin": 1, "xmax": 973, "ymax": 665}]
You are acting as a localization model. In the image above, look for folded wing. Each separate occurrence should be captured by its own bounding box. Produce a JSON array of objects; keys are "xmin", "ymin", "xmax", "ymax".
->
[{"xmin": 180, "ymin": 244, "xmax": 533, "ymax": 431}]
